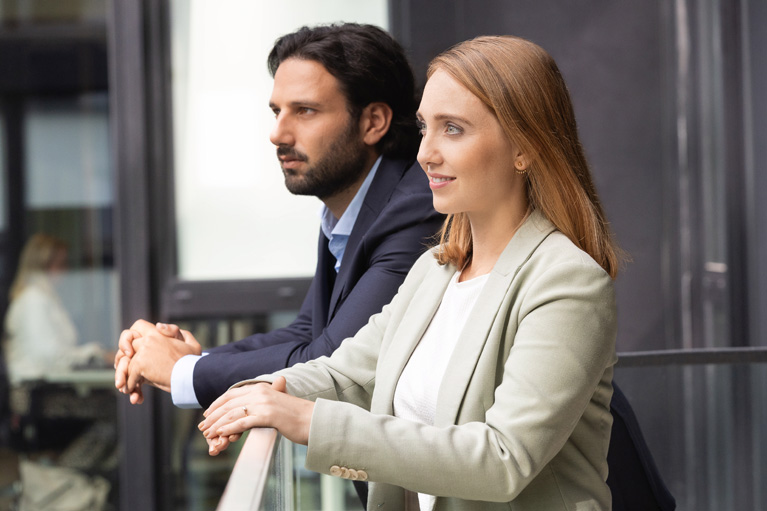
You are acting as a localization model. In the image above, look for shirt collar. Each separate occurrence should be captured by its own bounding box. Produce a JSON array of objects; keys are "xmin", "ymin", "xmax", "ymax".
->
[{"xmin": 320, "ymin": 155, "xmax": 382, "ymax": 239}]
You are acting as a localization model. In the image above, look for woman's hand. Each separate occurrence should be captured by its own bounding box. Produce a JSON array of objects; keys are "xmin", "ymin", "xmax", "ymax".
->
[
  {"xmin": 205, "ymin": 432, "xmax": 241, "ymax": 456},
  {"xmin": 199, "ymin": 376, "xmax": 314, "ymax": 455}
]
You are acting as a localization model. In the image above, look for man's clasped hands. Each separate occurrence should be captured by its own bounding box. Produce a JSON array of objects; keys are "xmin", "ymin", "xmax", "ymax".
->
[{"xmin": 113, "ymin": 320, "xmax": 314, "ymax": 455}]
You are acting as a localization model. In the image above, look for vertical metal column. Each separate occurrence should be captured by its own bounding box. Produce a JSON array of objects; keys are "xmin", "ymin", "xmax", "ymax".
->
[{"xmin": 107, "ymin": 1, "xmax": 157, "ymax": 509}]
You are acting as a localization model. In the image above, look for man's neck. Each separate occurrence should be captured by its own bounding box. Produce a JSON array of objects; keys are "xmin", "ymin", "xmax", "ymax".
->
[{"xmin": 322, "ymin": 151, "xmax": 380, "ymax": 219}]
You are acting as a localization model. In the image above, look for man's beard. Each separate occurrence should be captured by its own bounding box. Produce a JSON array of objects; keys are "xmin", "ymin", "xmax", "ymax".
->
[{"xmin": 277, "ymin": 120, "xmax": 369, "ymax": 200}]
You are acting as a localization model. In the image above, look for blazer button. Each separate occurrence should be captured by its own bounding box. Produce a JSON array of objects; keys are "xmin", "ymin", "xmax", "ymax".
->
[
  {"xmin": 348, "ymin": 469, "xmax": 359, "ymax": 480},
  {"xmin": 330, "ymin": 465, "xmax": 343, "ymax": 477},
  {"xmin": 357, "ymin": 470, "xmax": 368, "ymax": 481},
  {"xmin": 340, "ymin": 467, "xmax": 350, "ymax": 479}
]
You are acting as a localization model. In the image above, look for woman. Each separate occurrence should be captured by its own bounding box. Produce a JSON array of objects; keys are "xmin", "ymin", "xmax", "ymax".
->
[
  {"xmin": 3, "ymin": 234, "xmax": 107, "ymax": 385},
  {"xmin": 3, "ymin": 233, "xmax": 79, "ymax": 384},
  {"xmin": 201, "ymin": 35, "xmax": 622, "ymax": 510}
]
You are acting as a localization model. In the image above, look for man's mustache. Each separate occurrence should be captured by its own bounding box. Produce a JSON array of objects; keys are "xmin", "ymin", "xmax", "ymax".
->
[{"xmin": 276, "ymin": 145, "xmax": 308, "ymax": 162}]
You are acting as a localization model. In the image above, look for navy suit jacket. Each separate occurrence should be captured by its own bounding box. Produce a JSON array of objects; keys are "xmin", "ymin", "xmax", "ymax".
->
[
  {"xmin": 192, "ymin": 157, "xmax": 443, "ymax": 408},
  {"xmin": 608, "ymin": 382, "xmax": 676, "ymax": 510}
]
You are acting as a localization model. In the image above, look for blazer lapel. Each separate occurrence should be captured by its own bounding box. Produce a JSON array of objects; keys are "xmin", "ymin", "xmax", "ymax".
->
[
  {"xmin": 313, "ymin": 234, "xmax": 336, "ymax": 334},
  {"xmin": 372, "ymin": 260, "xmax": 456, "ymax": 414},
  {"xmin": 434, "ymin": 210, "xmax": 556, "ymax": 426},
  {"xmin": 327, "ymin": 157, "xmax": 410, "ymax": 318}
]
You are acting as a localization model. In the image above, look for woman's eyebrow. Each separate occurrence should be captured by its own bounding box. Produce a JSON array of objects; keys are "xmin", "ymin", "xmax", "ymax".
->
[{"xmin": 416, "ymin": 111, "xmax": 474, "ymax": 127}]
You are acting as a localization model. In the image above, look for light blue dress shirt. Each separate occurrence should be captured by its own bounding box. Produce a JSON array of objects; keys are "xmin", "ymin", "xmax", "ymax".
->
[
  {"xmin": 170, "ymin": 156, "xmax": 382, "ymax": 408},
  {"xmin": 320, "ymin": 156, "xmax": 381, "ymax": 272}
]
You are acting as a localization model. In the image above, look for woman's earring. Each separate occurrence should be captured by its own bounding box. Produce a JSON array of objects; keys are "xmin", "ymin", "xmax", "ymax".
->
[{"xmin": 515, "ymin": 161, "xmax": 528, "ymax": 175}]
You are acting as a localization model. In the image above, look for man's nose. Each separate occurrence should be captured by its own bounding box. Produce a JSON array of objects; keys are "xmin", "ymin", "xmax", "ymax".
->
[{"xmin": 270, "ymin": 113, "xmax": 295, "ymax": 147}]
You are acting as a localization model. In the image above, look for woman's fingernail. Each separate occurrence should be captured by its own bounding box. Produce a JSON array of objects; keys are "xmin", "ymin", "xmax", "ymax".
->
[
  {"xmin": 157, "ymin": 322, "xmax": 166, "ymax": 328},
  {"xmin": 198, "ymin": 421, "xmax": 205, "ymax": 430}
]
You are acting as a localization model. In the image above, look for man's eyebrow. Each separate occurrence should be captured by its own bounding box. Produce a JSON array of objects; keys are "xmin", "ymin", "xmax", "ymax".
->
[{"xmin": 269, "ymin": 100, "xmax": 323, "ymax": 109}]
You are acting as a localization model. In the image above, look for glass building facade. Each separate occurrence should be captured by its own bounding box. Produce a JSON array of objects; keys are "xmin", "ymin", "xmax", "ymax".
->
[{"xmin": 1, "ymin": 0, "xmax": 765, "ymax": 509}]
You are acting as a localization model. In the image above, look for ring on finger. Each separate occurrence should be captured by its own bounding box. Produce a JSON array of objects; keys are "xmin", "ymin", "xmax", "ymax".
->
[{"xmin": 242, "ymin": 405, "xmax": 248, "ymax": 416}]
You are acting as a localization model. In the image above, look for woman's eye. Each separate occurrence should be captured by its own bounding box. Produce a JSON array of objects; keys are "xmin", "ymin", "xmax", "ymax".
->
[
  {"xmin": 416, "ymin": 121, "xmax": 426, "ymax": 135},
  {"xmin": 445, "ymin": 124, "xmax": 462, "ymax": 135}
]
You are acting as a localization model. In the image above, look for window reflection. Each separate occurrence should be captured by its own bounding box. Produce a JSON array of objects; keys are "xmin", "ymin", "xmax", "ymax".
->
[{"xmin": 0, "ymin": 2, "xmax": 117, "ymax": 509}]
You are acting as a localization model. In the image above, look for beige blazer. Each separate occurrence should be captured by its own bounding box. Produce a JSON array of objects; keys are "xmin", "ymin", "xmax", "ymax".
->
[{"xmin": 246, "ymin": 211, "xmax": 617, "ymax": 510}]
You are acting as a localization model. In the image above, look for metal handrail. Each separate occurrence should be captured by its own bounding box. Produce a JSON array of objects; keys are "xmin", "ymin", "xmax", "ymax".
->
[
  {"xmin": 214, "ymin": 346, "xmax": 767, "ymax": 509},
  {"xmin": 216, "ymin": 428, "xmax": 281, "ymax": 511},
  {"xmin": 616, "ymin": 346, "xmax": 767, "ymax": 367}
]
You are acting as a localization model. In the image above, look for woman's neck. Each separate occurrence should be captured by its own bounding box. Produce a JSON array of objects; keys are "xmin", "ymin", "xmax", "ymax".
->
[{"xmin": 460, "ymin": 200, "xmax": 530, "ymax": 282}]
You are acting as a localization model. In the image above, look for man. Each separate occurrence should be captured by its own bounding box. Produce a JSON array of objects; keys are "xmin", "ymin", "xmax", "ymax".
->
[{"xmin": 114, "ymin": 24, "xmax": 442, "ymax": 413}]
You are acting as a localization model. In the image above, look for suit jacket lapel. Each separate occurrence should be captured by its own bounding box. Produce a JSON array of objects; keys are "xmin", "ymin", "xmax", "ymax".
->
[
  {"xmin": 372, "ymin": 260, "xmax": 455, "ymax": 415},
  {"xmin": 327, "ymin": 157, "xmax": 410, "ymax": 318},
  {"xmin": 434, "ymin": 210, "xmax": 556, "ymax": 426},
  {"xmin": 312, "ymin": 234, "xmax": 336, "ymax": 336}
]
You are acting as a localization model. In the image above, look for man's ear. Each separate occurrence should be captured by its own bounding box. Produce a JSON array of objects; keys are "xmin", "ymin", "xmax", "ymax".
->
[{"xmin": 360, "ymin": 102, "xmax": 393, "ymax": 146}]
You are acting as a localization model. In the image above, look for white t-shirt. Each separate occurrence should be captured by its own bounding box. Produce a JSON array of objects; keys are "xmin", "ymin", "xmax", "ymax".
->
[
  {"xmin": 3, "ymin": 276, "xmax": 80, "ymax": 384},
  {"xmin": 393, "ymin": 270, "xmax": 489, "ymax": 510}
]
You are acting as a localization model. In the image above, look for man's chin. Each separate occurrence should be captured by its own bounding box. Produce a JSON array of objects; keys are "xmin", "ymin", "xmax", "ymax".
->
[{"xmin": 284, "ymin": 177, "xmax": 316, "ymax": 196}]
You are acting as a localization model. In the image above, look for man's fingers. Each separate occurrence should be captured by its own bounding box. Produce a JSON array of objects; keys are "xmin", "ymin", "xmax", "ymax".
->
[
  {"xmin": 179, "ymin": 329, "xmax": 202, "ymax": 353},
  {"xmin": 130, "ymin": 318, "xmax": 156, "ymax": 334},
  {"xmin": 129, "ymin": 386, "xmax": 144, "ymax": 405},
  {"xmin": 113, "ymin": 348, "xmax": 124, "ymax": 369},
  {"xmin": 118, "ymin": 329, "xmax": 137, "ymax": 357},
  {"xmin": 115, "ymin": 355, "xmax": 130, "ymax": 391},
  {"xmin": 126, "ymin": 356, "xmax": 143, "ymax": 392},
  {"xmin": 156, "ymin": 322, "xmax": 183, "ymax": 340}
]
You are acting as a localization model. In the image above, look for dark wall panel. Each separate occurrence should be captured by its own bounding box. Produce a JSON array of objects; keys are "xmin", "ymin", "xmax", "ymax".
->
[
  {"xmin": 747, "ymin": 0, "xmax": 767, "ymax": 348},
  {"xmin": 397, "ymin": 0, "xmax": 671, "ymax": 351}
]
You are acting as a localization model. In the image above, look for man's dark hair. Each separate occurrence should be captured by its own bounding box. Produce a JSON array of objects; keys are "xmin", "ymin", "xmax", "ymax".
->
[{"xmin": 268, "ymin": 23, "xmax": 419, "ymax": 160}]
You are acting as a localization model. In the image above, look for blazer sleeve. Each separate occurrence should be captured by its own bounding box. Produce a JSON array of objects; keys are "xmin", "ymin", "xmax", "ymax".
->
[
  {"xmin": 191, "ymin": 194, "xmax": 442, "ymax": 408},
  {"xmin": 233, "ymin": 250, "xmax": 438, "ymax": 409},
  {"xmin": 190, "ymin": 283, "xmax": 315, "ymax": 407},
  {"xmin": 303, "ymin": 259, "xmax": 617, "ymax": 503}
]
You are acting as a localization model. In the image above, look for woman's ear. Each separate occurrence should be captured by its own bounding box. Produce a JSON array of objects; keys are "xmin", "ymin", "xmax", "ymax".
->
[
  {"xmin": 513, "ymin": 149, "xmax": 532, "ymax": 172},
  {"xmin": 360, "ymin": 102, "xmax": 393, "ymax": 146}
]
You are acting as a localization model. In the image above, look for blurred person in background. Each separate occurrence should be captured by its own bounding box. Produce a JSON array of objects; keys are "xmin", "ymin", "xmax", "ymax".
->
[
  {"xmin": 3, "ymin": 233, "xmax": 115, "ymax": 476},
  {"xmin": 3, "ymin": 233, "xmax": 103, "ymax": 386}
]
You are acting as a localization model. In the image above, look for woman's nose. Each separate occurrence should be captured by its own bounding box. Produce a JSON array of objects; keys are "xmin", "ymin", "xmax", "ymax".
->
[{"xmin": 417, "ymin": 133, "xmax": 440, "ymax": 170}]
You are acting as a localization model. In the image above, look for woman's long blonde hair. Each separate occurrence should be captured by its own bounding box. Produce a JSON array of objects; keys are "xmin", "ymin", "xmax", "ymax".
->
[
  {"xmin": 9, "ymin": 234, "xmax": 68, "ymax": 300},
  {"xmin": 429, "ymin": 36, "xmax": 623, "ymax": 278}
]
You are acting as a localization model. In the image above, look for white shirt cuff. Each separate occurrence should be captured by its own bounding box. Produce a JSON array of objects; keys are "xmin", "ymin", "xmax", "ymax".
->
[{"xmin": 170, "ymin": 353, "xmax": 206, "ymax": 408}]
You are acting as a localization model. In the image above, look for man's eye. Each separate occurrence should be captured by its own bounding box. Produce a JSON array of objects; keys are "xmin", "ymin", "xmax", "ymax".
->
[
  {"xmin": 416, "ymin": 120, "xmax": 426, "ymax": 135},
  {"xmin": 298, "ymin": 107, "xmax": 315, "ymax": 114}
]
